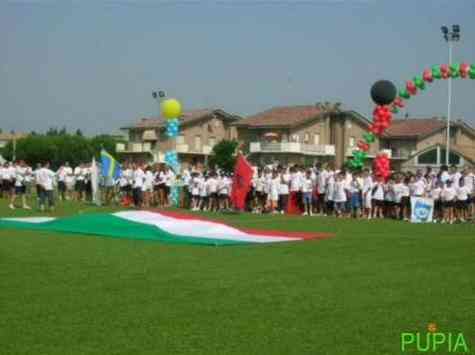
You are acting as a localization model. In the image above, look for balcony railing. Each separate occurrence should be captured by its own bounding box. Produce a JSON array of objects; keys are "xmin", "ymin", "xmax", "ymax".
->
[
  {"xmin": 250, "ymin": 142, "xmax": 335, "ymax": 156},
  {"xmin": 176, "ymin": 144, "xmax": 212, "ymax": 155},
  {"xmin": 116, "ymin": 142, "xmax": 152, "ymax": 153}
]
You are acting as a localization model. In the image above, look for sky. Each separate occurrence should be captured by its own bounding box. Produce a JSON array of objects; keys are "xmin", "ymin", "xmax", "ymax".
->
[{"xmin": 1, "ymin": 0, "xmax": 475, "ymax": 135}]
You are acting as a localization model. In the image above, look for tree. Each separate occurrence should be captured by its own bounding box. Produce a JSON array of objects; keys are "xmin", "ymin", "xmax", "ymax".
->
[
  {"xmin": 208, "ymin": 139, "xmax": 239, "ymax": 173},
  {"xmin": 75, "ymin": 129, "xmax": 83, "ymax": 136}
]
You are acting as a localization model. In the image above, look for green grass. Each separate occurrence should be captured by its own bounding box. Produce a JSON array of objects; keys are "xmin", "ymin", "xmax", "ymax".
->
[{"xmin": 1, "ymin": 200, "xmax": 474, "ymax": 355}]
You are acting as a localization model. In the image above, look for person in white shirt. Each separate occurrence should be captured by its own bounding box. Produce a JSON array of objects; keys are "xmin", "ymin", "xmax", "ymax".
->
[
  {"xmin": 430, "ymin": 180, "xmax": 443, "ymax": 222},
  {"xmin": 57, "ymin": 164, "xmax": 68, "ymax": 201},
  {"xmin": 301, "ymin": 170, "xmax": 314, "ymax": 216},
  {"xmin": 198, "ymin": 174, "xmax": 208, "ymax": 211},
  {"xmin": 254, "ymin": 170, "xmax": 266, "ymax": 213},
  {"xmin": 142, "ymin": 166, "xmax": 154, "ymax": 208},
  {"xmin": 450, "ymin": 166, "xmax": 462, "ymax": 189},
  {"xmin": 333, "ymin": 173, "xmax": 347, "ymax": 217},
  {"xmin": 456, "ymin": 179, "xmax": 470, "ymax": 222},
  {"xmin": 217, "ymin": 173, "xmax": 231, "ymax": 211},
  {"xmin": 267, "ymin": 170, "xmax": 280, "ymax": 214},
  {"xmin": 349, "ymin": 173, "xmax": 362, "ymax": 218},
  {"xmin": 371, "ymin": 177, "xmax": 385, "ymax": 219},
  {"xmin": 206, "ymin": 172, "xmax": 219, "ymax": 212},
  {"xmin": 413, "ymin": 175, "xmax": 426, "ymax": 197},
  {"xmin": 361, "ymin": 169, "xmax": 373, "ymax": 219},
  {"xmin": 316, "ymin": 165, "xmax": 329, "ymax": 215},
  {"xmin": 182, "ymin": 168, "xmax": 192, "ymax": 209},
  {"xmin": 74, "ymin": 164, "xmax": 85, "ymax": 201},
  {"xmin": 190, "ymin": 172, "xmax": 202, "ymax": 211},
  {"xmin": 278, "ymin": 169, "xmax": 290, "ymax": 214},
  {"xmin": 63, "ymin": 162, "xmax": 74, "ymax": 200},
  {"xmin": 10, "ymin": 161, "xmax": 31, "ymax": 210},
  {"xmin": 325, "ymin": 172, "xmax": 335, "ymax": 215},
  {"xmin": 37, "ymin": 162, "xmax": 56, "ymax": 211},
  {"xmin": 132, "ymin": 164, "xmax": 145, "ymax": 208},
  {"xmin": 441, "ymin": 180, "xmax": 456, "ymax": 224}
]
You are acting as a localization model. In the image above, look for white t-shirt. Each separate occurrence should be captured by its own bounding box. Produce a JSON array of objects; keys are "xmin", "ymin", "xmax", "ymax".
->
[
  {"xmin": 255, "ymin": 176, "xmax": 265, "ymax": 192},
  {"xmin": 64, "ymin": 167, "xmax": 74, "ymax": 184},
  {"xmin": 456, "ymin": 186, "xmax": 470, "ymax": 201},
  {"xmin": 393, "ymin": 183, "xmax": 405, "ymax": 203},
  {"xmin": 191, "ymin": 176, "xmax": 201, "ymax": 196},
  {"xmin": 442, "ymin": 186, "xmax": 456, "ymax": 201},
  {"xmin": 206, "ymin": 177, "xmax": 218, "ymax": 194},
  {"xmin": 37, "ymin": 168, "xmax": 56, "ymax": 191},
  {"xmin": 451, "ymin": 172, "xmax": 462, "ymax": 188},
  {"xmin": 372, "ymin": 183, "xmax": 385, "ymax": 201},
  {"xmin": 199, "ymin": 178, "xmax": 208, "ymax": 197},
  {"xmin": 15, "ymin": 166, "xmax": 27, "ymax": 186},
  {"xmin": 317, "ymin": 170, "xmax": 328, "ymax": 194},
  {"xmin": 463, "ymin": 174, "xmax": 474, "ymax": 194},
  {"xmin": 301, "ymin": 177, "xmax": 313, "ymax": 193},
  {"xmin": 74, "ymin": 167, "xmax": 84, "ymax": 181},
  {"xmin": 133, "ymin": 168, "xmax": 145, "ymax": 189},
  {"xmin": 143, "ymin": 171, "xmax": 155, "ymax": 190},
  {"xmin": 165, "ymin": 171, "xmax": 175, "ymax": 187},
  {"xmin": 413, "ymin": 179, "xmax": 426, "ymax": 196},
  {"xmin": 290, "ymin": 173, "xmax": 302, "ymax": 192},
  {"xmin": 279, "ymin": 173, "xmax": 290, "ymax": 195},
  {"xmin": 333, "ymin": 180, "xmax": 347, "ymax": 202}
]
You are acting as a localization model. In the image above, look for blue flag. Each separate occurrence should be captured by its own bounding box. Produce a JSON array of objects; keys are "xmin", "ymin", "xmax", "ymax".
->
[{"xmin": 100, "ymin": 149, "xmax": 122, "ymax": 179}]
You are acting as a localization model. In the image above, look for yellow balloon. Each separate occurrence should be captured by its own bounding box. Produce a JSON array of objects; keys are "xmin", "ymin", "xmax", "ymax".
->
[{"xmin": 161, "ymin": 98, "xmax": 182, "ymax": 119}]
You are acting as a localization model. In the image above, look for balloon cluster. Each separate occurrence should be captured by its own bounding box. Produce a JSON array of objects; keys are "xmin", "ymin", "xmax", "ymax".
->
[
  {"xmin": 370, "ymin": 105, "xmax": 393, "ymax": 135},
  {"xmin": 348, "ymin": 80, "xmax": 397, "ymax": 172},
  {"xmin": 373, "ymin": 153, "xmax": 390, "ymax": 180},
  {"xmin": 166, "ymin": 118, "xmax": 180, "ymax": 138},
  {"xmin": 165, "ymin": 150, "xmax": 180, "ymax": 172},
  {"xmin": 349, "ymin": 62, "xmax": 474, "ymax": 178},
  {"xmin": 161, "ymin": 98, "xmax": 183, "ymax": 171},
  {"xmin": 396, "ymin": 63, "xmax": 475, "ymax": 110}
]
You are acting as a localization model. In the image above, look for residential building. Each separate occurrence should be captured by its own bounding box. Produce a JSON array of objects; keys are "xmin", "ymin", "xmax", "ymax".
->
[
  {"xmin": 381, "ymin": 117, "xmax": 475, "ymax": 170},
  {"xmin": 233, "ymin": 105, "xmax": 384, "ymax": 168},
  {"xmin": 117, "ymin": 109, "xmax": 240, "ymax": 168}
]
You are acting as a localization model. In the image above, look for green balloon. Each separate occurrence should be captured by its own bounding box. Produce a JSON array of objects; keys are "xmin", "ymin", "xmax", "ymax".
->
[
  {"xmin": 450, "ymin": 63, "xmax": 460, "ymax": 78},
  {"xmin": 414, "ymin": 76, "xmax": 425, "ymax": 90},
  {"xmin": 363, "ymin": 132, "xmax": 375, "ymax": 144},
  {"xmin": 391, "ymin": 106, "xmax": 399, "ymax": 114},
  {"xmin": 469, "ymin": 65, "xmax": 475, "ymax": 79},
  {"xmin": 432, "ymin": 65, "xmax": 442, "ymax": 79},
  {"xmin": 399, "ymin": 89, "xmax": 410, "ymax": 99}
]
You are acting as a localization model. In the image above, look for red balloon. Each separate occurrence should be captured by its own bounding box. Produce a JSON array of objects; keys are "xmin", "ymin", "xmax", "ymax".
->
[
  {"xmin": 460, "ymin": 63, "xmax": 470, "ymax": 78},
  {"xmin": 423, "ymin": 69, "xmax": 433, "ymax": 83},
  {"xmin": 440, "ymin": 64, "xmax": 450, "ymax": 79},
  {"xmin": 406, "ymin": 81, "xmax": 417, "ymax": 95},
  {"xmin": 393, "ymin": 97, "xmax": 405, "ymax": 108}
]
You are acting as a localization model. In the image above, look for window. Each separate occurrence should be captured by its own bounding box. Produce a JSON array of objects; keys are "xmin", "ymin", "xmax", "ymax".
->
[
  {"xmin": 415, "ymin": 147, "xmax": 463, "ymax": 166},
  {"xmin": 417, "ymin": 148, "xmax": 438, "ymax": 165},
  {"xmin": 194, "ymin": 135, "xmax": 202, "ymax": 150},
  {"xmin": 177, "ymin": 135, "xmax": 185, "ymax": 144},
  {"xmin": 346, "ymin": 121, "xmax": 352, "ymax": 129},
  {"xmin": 349, "ymin": 136, "xmax": 355, "ymax": 147},
  {"xmin": 440, "ymin": 149, "xmax": 461, "ymax": 165},
  {"xmin": 291, "ymin": 134, "xmax": 299, "ymax": 143},
  {"xmin": 313, "ymin": 133, "xmax": 320, "ymax": 145},
  {"xmin": 208, "ymin": 136, "xmax": 216, "ymax": 147},
  {"xmin": 214, "ymin": 119, "xmax": 220, "ymax": 128},
  {"xmin": 304, "ymin": 133, "xmax": 310, "ymax": 143}
]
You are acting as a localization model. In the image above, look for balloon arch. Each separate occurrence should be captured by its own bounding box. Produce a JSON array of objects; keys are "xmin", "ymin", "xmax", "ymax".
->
[{"xmin": 349, "ymin": 63, "xmax": 475, "ymax": 179}]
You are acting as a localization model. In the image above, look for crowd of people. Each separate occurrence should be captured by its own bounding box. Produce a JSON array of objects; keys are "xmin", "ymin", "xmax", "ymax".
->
[{"xmin": 1, "ymin": 159, "xmax": 474, "ymax": 224}]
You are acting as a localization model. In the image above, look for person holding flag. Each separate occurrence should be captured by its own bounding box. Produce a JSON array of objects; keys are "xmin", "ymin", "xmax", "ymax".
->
[{"xmin": 100, "ymin": 149, "xmax": 122, "ymax": 205}]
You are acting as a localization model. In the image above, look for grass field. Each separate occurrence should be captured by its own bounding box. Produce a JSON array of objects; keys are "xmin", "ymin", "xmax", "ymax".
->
[{"xmin": 1, "ymin": 200, "xmax": 474, "ymax": 355}]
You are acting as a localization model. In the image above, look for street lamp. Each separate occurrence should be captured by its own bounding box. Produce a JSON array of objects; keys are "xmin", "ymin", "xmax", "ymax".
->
[{"xmin": 441, "ymin": 24, "xmax": 461, "ymax": 166}]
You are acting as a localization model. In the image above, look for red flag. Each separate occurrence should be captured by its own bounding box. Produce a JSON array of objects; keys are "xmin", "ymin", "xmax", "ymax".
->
[{"xmin": 231, "ymin": 154, "xmax": 254, "ymax": 210}]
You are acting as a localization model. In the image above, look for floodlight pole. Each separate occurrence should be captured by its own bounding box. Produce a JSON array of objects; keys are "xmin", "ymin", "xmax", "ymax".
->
[
  {"xmin": 446, "ymin": 41, "xmax": 452, "ymax": 166},
  {"xmin": 441, "ymin": 25, "xmax": 460, "ymax": 166}
]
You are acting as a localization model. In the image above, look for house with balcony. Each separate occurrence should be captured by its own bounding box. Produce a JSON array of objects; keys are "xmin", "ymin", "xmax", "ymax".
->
[
  {"xmin": 116, "ymin": 109, "xmax": 240, "ymax": 168},
  {"xmin": 380, "ymin": 117, "xmax": 475, "ymax": 170},
  {"xmin": 234, "ymin": 105, "xmax": 382, "ymax": 168}
]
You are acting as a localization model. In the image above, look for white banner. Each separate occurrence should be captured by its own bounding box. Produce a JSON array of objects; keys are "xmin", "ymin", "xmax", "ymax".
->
[{"xmin": 410, "ymin": 197, "xmax": 434, "ymax": 223}]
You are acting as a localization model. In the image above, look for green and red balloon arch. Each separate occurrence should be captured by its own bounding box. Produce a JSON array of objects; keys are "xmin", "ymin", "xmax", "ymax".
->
[{"xmin": 349, "ymin": 62, "xmax": 475, "ymax": 179}]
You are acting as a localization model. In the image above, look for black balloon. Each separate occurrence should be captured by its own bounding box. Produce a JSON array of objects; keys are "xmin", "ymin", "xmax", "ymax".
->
[{"xmin": 370, "ymin": 80, "xmax": 397, "ymax": 105}]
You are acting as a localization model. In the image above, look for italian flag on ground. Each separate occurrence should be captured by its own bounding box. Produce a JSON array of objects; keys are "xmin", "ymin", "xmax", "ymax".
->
[{"xmin": 0, "ymin": 210, "xmax": 332, "ymax": 246}]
